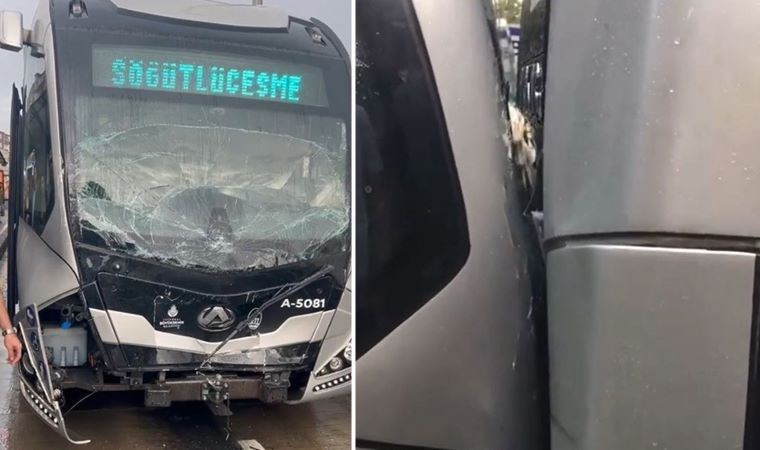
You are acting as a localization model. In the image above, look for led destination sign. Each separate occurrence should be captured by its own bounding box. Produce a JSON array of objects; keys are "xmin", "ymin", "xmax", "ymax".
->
[{"xmin": 92, "ymin": 45, "xmax": 329, "ymax": 107}]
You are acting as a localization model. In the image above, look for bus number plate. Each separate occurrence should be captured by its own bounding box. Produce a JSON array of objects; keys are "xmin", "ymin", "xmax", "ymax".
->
[{"xmin": 280, "ymin": 298, "xmax": 326, "ymax": 309}]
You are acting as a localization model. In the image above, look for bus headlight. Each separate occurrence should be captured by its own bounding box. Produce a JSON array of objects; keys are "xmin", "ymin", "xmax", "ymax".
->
[
  {"xmin": 316, "ymin": 341, "xmax": 352, "ymax": 378},
  {"xmin": 329, "ymin": 357, "xmax": 344, "ymax": 371},
  {"xmin": 343, "ymin": 341, "xmax": 351, "ymax": 362}
]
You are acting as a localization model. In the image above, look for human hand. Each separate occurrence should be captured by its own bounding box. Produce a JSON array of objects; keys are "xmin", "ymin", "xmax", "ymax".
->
[{"xmin": 4, "ymin": 334, "xmax": 22, "ymax": 365}]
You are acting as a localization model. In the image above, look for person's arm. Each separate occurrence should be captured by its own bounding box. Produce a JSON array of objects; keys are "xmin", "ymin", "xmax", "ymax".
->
[{"xmin": 1, "ymin": 296, "xmax": 21, "ymax": 365}]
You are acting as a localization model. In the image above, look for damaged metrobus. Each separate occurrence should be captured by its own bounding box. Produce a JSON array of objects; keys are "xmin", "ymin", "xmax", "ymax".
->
[{"xmin": 1, "ymin": 0, "xmax": 351, "ymax": 444}]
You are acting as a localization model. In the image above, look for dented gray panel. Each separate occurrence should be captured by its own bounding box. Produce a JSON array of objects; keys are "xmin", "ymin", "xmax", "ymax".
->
[
  {"xmin": 548, "ymin": 245, "xmax": 752, "ymax": 450},
  {"xmin": 356, "ymin": 1, "xmax": 543, "ymax": 448},
  {"xmin": 109, "ymin": 0, "xmax": 290, "ymax": 29},
  {"xmin": 544, "ymin": 0, "xmax": 760, "ymax": 239},
  {"xmin": 17, "ymin": 220, "xmax": 79, "ymax": 309}
]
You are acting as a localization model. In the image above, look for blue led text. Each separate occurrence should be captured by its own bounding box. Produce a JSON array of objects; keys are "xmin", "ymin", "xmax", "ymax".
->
[{"xmin": 110, "ymin": 58, "xmax": 304, "ymax": 103}]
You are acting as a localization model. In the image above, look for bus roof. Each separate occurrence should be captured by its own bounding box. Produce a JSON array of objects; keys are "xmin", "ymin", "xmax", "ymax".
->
[
  {"xmin": 109, "ymin": 0, "xmax": 290, "ymax": 30},
  {"xmin": 44, "ymin": 0, "xmax": 346, "ymax": 61}
]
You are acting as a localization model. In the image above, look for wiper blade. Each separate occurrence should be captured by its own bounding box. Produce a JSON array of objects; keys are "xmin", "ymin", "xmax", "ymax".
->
[
  {"xmin": 81, "ymin": 224, "xmax": 137, "ymax": 251},
  {"xmin": 199, "ymin": 264, "xmax": 334, "ymax": 369}
]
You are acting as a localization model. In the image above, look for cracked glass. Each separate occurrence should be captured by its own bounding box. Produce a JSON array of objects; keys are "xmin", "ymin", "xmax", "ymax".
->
[{"xmin": 69, "ymin": 96, "xmax": 348, "ymax": 271}]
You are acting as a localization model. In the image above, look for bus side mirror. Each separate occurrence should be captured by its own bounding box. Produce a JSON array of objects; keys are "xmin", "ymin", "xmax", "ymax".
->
[{"xmin": 0, "ymin": 11, "xmax": 24, "ymax": 52}]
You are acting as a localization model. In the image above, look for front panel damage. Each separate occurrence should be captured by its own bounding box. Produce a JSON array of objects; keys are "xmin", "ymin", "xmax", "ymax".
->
[{"xmin": 18, "ymin": 305, "xmax": 90, "ymax": 445}]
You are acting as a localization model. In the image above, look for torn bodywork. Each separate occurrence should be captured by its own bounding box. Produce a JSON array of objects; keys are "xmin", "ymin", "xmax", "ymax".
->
[{"xmin": 18, "ymin": 305, "xmax": 90, "ymax": 445}]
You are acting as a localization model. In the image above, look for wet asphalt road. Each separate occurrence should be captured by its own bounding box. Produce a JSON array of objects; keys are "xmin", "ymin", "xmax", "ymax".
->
[
  {"xmin": 0, "ymin": 368, "xmax": 350, "ymax": 450},
  {"xmin": 0, "ymin": 247, "xmax": 351, "ymax": 450}
]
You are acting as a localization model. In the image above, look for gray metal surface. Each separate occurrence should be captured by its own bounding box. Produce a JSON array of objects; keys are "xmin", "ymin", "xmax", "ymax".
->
[
  {"xmin": 110, "ymin": 0, "xmax": 290, "ymax": 29},
  {"xmin": 40, "ymin": 13, "xmax": 79, "ymax": 277},
  {"xmin": 13, "ymin": 1, "xmax": 79, "ymax": 312},
  {"xmin": 291, "ymin": 273, "xmax": 352, "ymax": 404},
  {"xmin": 0, "ymin": 11, "xmax": 24, "ymax": 52},
  {"xmin": 16, "ymin": 220, "xmax": 78, "ymax": 310},
  {"xmin": 543, "ymin": 0, "xmax": 760, "ymax": 240},
  {"xmin": 313, "ymin": 274, "xmax": 351, "ymax": 371},
  {"xmin": 356, "ymin": 1, "xmax": 543, "ymax": 448},
  {"xmin": 548, "ymin": 245, "xmax": 753, "ymax": 450}
]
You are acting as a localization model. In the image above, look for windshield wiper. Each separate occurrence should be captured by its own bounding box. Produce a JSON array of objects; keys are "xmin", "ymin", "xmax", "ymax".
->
[
  {"xmin": 81, "ymin": 224, "xmax": 137, "ymax": 252},
  {"xmin": 198, "ymin": 264, "xmax": 334, "ymax": 369}
]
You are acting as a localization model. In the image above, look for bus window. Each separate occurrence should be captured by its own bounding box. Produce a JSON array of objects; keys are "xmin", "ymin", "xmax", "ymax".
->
[
  {"xmin": 22, "ymin": 74, "xmax": 55, "ymax": 235},
  {"xmin": 356, "ymin": 0, "xmax": 470, "ymax": 357}
]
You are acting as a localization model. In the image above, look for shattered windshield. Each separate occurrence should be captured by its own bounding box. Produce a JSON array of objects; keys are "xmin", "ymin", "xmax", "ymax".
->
[{"xmin": 69, "ymin": 97, "xmax": 349, "ymax": 271}]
